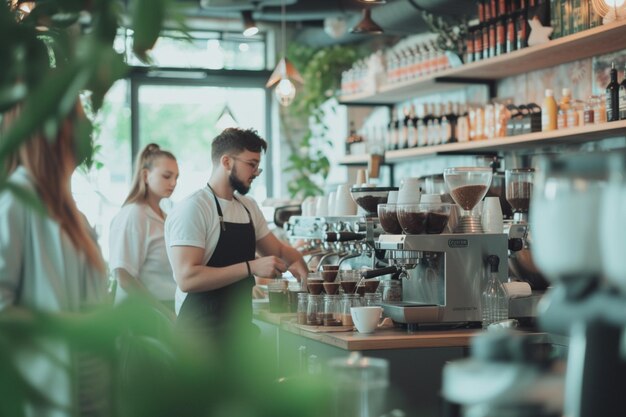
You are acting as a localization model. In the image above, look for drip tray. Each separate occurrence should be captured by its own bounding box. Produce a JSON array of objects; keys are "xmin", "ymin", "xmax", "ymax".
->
[{"xmin": 381, "ymin": 302, "xmax": 442, "ymax": 324}]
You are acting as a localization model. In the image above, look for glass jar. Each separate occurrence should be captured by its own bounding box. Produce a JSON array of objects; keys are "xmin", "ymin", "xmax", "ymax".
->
[
  {"xmin": 268, "ymin": 280, "xmax": 288, "ymax": 313},
  {"xmin": 288, "ymin": 282, "xmax": 306, "ymax": 313},
  {"xmin": 364, "ymin": 292, "xmax": 383, "ymax": 307},
  {"xmin": 306, "ymin": 294, "xmax": 323, "ymax": 326},
  {"xmin": 583, "ymin": 96, "xmax": 596, "ymax": 125},
  {"xmin": 323, "ymin": 294, "xmax": 342, "ymax": 326},
  {"xmin": 381, "ymin": 280, "xmax": 402, "ymax": 302},
  {"xmin": 297, "ymin": 293, "xmax": 308, "ymax": 325},
  {"xmin": 340, "ymin": 294, "xmax": 363, "ymax": 326}
]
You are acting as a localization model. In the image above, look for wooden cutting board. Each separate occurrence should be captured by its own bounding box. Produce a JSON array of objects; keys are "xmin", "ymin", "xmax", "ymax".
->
[{"xmin": 292, "ymin": 322, "xmax": 355, "ymax": 333}]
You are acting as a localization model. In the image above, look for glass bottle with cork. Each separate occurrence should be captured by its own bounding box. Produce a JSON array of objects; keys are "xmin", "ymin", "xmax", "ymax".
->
[
  {"xmin": 606, "ymin": 62, "xmax": 620, "ymax": 122},
  {"xmin": 619, "ymin": 63, "xmax": 626, "ymax": 120}
]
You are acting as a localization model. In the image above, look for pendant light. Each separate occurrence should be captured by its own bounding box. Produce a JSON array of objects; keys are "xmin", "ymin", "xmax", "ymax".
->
[
  {"xmin": 241, "ymin": 10, "xmax": 259, "ymax": 37},
  {"xmin": 350, "ymin": 8, "xmax": 384, "ymax": 35},
  {"xmin": 265, "ymin": 0, "xmax": 303, "ymax": 106}
]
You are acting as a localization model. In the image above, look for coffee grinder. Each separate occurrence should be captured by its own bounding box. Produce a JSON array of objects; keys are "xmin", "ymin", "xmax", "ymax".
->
[{"xmin": 443, "ymin": 167, "xmax": 493, "ymax": 233}]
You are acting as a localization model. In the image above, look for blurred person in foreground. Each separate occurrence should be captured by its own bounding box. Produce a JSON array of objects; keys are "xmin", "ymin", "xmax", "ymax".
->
[
  {"xmin": 109, "ymin": 143, "xmax": 179, "ymax": 313},
  {"xmin": 0, "ymin": 101, "xmax": 109, "ymax": 416},
  {"xmin": 165, "ymin": 128, "xmax": 307, "ymax": 341}
]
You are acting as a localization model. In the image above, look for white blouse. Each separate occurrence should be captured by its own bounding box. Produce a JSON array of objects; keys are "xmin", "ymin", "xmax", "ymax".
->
[{"xmin": 109, "ymin": 202, "xmax": 176, "ymax": 302}]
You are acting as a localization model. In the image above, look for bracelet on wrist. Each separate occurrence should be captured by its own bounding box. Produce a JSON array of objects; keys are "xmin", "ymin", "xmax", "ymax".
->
[{"xmin": 245, "ymin": 260, "xmax": 252, "ymax": 277}]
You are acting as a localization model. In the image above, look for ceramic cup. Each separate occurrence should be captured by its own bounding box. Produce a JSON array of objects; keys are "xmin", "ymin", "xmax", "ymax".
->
[
  {"xmin": 335, "ymin": 184, "xmax": 357, "ymax": 216},
  {"xmin": 316, "ymin": 195, "xmax": 329, "ymax": 217},
  {"xmin": 387, "ymin": 190, "xmax": 399, "ymax": 205},
  {"xmin": 420, "ymin": 194, "xmax": 442, "ymax": 204},
  {"xmin": 356, "ymin": 169, "xmax": 368, "ymax": 186},
  {"xmin": 350, "ymin": 306, "xmax": 382, "ymax": 334},
  {"xmin": 327, "ymin": 191, "xmax": 336, "ymax": 216}
]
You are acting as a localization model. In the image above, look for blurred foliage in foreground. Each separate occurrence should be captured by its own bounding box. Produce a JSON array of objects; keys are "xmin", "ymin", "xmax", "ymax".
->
[{"xmin": 0, "ymin": 297, "xmax": 329, "ymax": 417}]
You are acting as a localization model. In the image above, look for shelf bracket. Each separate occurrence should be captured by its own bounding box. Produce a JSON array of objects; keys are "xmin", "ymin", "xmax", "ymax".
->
[{"xmin": 434, "ymin": 76, "xmax": 497, "ymax": 100}]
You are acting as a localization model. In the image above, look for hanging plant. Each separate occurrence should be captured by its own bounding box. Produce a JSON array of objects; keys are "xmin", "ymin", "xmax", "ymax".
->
[{"xmin": 281, "ymin": 42, "xmax": 364, "ymax": 199}]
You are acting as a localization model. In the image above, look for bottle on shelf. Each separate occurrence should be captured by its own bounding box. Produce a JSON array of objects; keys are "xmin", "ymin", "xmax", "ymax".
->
[
  {"xmin": 606, "ymin": 62, "xmax": 620, "ymax": 122},
  {"xmin": 481, "ymin": 255, "xmax": 508, "ymax": 329},
  {"xmin": 457, "ymin": 104, "xmax": 470, "ymax": 143},
  {"xmin": 416, "ymin": 105, "xmax": 427, "ymax": 147},
  {"xmin": 506, "ymin": 13, "xmax": 517, "ymax": 53},
  {"xmin": 516, "ymin": 0, "xmax": 529, "ymax": 50},
  {"xmin": 400, "ymin": 106, "xmax": 410, "ymax": 149},
  {"xmin": 619, "ymin": 65, "xmax": 626, "ymax": 120},
  {"xmin": 488, "ymin": 17, "xmax": 497, "ymax": 58},
  {"xmin": 392, "ymin": 110, "xmax": 400, "ymax": 150},
  {"xmin": 557, "ymin": 87, "xmax": 572, "ymax": 129},
  {"xmin": 542, "ymin": 88, "xmax": 558, "ymax": 131},
  {"xmin": 407, "ymin": 104, "xmax": 418, "ymax": 148},
  {"xmin": 482, "ymin": 4, "xmax": 491, "ymax": 59},
  {"xmin": 474, "ymin": 23, "xmax": 485, "ymax": 62},
  {"xmin": 495, "ymin": 16, "xmax": 506, "ymax": 56}
]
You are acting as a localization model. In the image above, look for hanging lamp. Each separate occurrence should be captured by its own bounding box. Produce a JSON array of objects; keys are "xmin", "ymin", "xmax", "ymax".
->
[
  {"xmin": 350, "ymin": 8, "xmax": 384, "ymax": 35},
  {"xmin": 242, "ymin": 10, "xmax": 259, "ymax": 37},
  {"xmin": 266, "ymin": 0, "xmax": 303, "ymax": 106}
]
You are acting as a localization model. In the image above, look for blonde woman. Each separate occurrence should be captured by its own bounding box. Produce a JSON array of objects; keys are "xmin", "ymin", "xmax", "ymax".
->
[
  {"xmin": 0, "ymin": 102, "xmax": 108, "ymax": 416},
  {"xmin": 109, "ymin": 143, "xmax": 179, "ymax": 311}
]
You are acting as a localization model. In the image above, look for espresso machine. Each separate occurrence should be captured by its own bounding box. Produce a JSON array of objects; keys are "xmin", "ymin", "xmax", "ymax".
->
[
  {"xmin": 442, "ymin": 150, "xmax": 626, "ymax": 417},
  {"xmin": 370, "ymin": 233, "xmax": 508, "ymax": 325},
  {"xmin": 285, "ymin": 215, "xmax": 383, "ymax": 271}
]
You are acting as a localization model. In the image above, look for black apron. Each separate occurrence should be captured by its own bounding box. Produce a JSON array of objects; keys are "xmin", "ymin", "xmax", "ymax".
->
[{"xmin": 177, "ymin": 185, "xmax": 256, "ymax": 339}]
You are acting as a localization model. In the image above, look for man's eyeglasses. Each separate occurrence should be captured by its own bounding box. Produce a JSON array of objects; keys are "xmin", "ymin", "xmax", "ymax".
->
[{"xmin": 230, "ymin": 156, "xmax": 263, "ymax": 175}]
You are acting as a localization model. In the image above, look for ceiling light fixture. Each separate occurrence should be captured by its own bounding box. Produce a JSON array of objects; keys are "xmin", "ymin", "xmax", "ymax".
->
[
  {"xmin": 350, "ymin": 9, "xmax": 384, "ymax": 35},
  {"xmin": 358, "ymin": 0, "xmax": 387, "ymax": 4},
  {"xmin": 266, "ymin": 0, "xmax": 303, "ymax": 107},
  {"xmin": 242, "ymin": 10, "xmax": 259, "ymax": 37}
]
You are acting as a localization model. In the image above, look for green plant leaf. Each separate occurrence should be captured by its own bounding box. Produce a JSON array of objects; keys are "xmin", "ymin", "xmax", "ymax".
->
[
  {"xmin": 0, "ymin": 62, "xmax": 88, "ymax": 161},
  {"xmin": 132, "ymin": 0, "xmax": 168, "ymax": 62}
]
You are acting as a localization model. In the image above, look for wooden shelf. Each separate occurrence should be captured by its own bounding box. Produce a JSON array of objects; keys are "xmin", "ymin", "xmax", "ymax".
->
[
  {"xmin": 338, "ymin": 120, "xmax": 626, "ymax": 164},
  {"xmin": 339, "ymin": 153, "xmax": 370, "ymax": 165},
  {"xmin": 339, "ymin": 21, "xmax": 626, "ymax": 105}
]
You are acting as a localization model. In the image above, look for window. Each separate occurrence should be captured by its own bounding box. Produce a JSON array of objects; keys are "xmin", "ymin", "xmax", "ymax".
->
[
  {"xmin": 136, "ymin": 84, "xmax": 268, "ymax": 203},
  {"xmin": 72, "ymin": 80, "xmax": 132, "ymax": 262},
  {"xmin": 115, "ymin": 29, "xmax": 266, "ymax": 70}
]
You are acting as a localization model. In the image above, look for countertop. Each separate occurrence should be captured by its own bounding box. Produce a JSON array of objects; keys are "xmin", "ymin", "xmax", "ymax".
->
[{"xmin": 254, "ymin": 310, "xmax": 480, "ymax": 351}]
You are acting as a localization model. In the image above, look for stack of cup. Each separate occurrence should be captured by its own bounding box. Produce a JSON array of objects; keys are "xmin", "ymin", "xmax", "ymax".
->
[
  {"xmin": 397, "ymin": 177, "xmax": 421, "ymax": 205},
  {"xmin": 481, "ymin": 197, "xmax": 503, "ymax": 233},
  {"xmin": 335, "ymin": 184, "xmax": 357, "ymax": 216}
]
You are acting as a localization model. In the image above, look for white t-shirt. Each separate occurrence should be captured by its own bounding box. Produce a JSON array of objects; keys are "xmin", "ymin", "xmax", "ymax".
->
[
  {"xmin": 164, "ymin": 187, "xmax": 271, "ymax": 314},
  {"xmin": 109, "ymin": 203, "xmax": 175, "ymax": 302}
]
